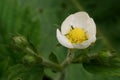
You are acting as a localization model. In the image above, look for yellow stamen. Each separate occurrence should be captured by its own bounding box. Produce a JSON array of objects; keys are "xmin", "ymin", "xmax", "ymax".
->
[{"xmin": 66, "ymin": 27, "xmax": 87, "ymax": 44}]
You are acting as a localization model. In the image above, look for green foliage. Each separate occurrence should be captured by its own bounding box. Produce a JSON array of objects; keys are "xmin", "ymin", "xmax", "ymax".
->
[
  {"xmin": 49, "ymin": 52, "xmax": 59, "ymax": 64},
  {"xmin": 83, "ymin": 63, "xmax": 120, "ymax": 76},
  {"xmin": 0, "ymin": 58, "xmax": 9, "ymax": 78},
  {"xmin": 0, "ymin": 0, "xmax": 120, "ymax": 80},
  {"xmin": 83, "ymin": 51, "xmax": 120, "ymax": 76},
  {"xmin": 0, "ymin": 0, "xmax": 42, "ymax": 79},
  {"xmin": 6, "ymin": 64, "xmax": 43, "ymax": 80}
]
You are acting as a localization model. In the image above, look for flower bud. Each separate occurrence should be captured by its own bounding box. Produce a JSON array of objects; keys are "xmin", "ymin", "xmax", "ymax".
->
[
  {"xmin": 23, "ymin": 55, "xmax": 36, "ymax": 65},
  {"xmin": 13, "ymin": 36, "xmax": 29, "ymax": 48},
  {"xmin": 99, "ymin": 51, "xmax": 113, "ymax": 58}
]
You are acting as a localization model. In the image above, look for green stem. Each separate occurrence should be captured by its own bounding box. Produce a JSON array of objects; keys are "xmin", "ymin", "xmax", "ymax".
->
[
  {"xmin": 61, "ymin": 49, "xmax": 74, "ymax": 68},
  {"xmin": 42, "ymin": 58, "xmax": 62, "ymax": 71},
  {"xmin": 55, "ymin": 49, "xmax": 74, "ymax": 80},
  {"xmin": 55, "ymin": 70, "xmax": 66, "ymax": 80},
  {"xmin": 25, "ymin": 47, "xmax": 62, "ymax": 71}
]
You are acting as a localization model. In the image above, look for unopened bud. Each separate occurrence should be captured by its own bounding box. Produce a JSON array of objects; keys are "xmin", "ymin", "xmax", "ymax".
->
[
  {"xmin": 99, "ymin": 51, "xmax": 113, "ymax": 58},
  {"xmin": 23, "ymin": 55, "xmax": 36, "ymax": 65},
  {"xmin": 13, "ymin": 36, "xmax": 29, "ymax": 47}
]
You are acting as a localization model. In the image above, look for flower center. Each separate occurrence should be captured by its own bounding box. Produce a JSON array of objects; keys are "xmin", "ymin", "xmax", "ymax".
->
[{"xmin": 66, "ymin": 27, "xmax": 87, "ymax": 44}]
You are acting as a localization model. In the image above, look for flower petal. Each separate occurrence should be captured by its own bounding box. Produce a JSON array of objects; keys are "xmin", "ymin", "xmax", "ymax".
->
[
  {"xmin": 56, "ymin": 29, "xmax": 73, "ymax": 48},
  {"xmin": 85, "ymin": 18, "xmax": 96, "ymax": 38},
  {"xmin": 61, "ymin": 12, "xmax": 90, "ymax": 35}
]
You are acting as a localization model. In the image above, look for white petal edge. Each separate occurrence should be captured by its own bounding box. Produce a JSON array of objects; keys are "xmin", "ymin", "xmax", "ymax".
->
[
  {"xmin": 61, "ymin": 11, "xmax": 90, "ymax": 35},
  {"xmin": 56, "ymin": 29, "xmax": 73, "ymax": 48},
  {"xmin": 85, "ymin": 18, "xmax": 96, "ymax": 38}
]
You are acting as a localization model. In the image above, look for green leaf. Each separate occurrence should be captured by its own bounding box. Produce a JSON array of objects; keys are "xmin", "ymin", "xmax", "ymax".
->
[
  {"xmin": 56, "ymin": 43, "xmax": 62, "ymax": 47},
  {"xmin": 6, "ymin": 64, "xmax": 44, "ymax": 80},
  {"xmin": 83, "ymin": 64, "xmax": 120, "ymax": 76},
  {"xmin": 0, "ymin": 58, "xmax": 9, "ymax": 78},
  {"xmin": 83, "ymin": 55, "xmax": 120, "ymax": 76},
  {"xmin": 49, "ymin": 52, "xmax": 59, "ymax": 64}
]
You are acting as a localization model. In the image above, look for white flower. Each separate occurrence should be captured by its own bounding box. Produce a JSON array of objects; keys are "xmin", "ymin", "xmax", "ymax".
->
[{"xmin": 56, "ymin": 12, "xmax": 96, "ymax": 49}]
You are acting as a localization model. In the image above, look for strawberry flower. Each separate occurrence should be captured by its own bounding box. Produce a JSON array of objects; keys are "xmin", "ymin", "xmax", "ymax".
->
[{"xmin": 56, "ymin": 12, "xmax": 96, "ymax": 49}]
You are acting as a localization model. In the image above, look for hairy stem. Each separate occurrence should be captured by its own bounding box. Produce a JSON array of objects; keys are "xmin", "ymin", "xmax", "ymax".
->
[
  {"xmin": 26, "ymin": 47, "xmax": 62, "ymax": 71},
  {"xmin": 55, "ymin": 70, "xmax": 66, "ymax": 80},
  {"xmin": 42, "ymin": 58, "xmax": 62, "ymax": 71},
  {"xmin": 61, "ymin": 49, "xmax": 74, "ymax": 68},
  {"xmin": 55, "ymin": 49, "xmax": 74, "ymax": 80}
]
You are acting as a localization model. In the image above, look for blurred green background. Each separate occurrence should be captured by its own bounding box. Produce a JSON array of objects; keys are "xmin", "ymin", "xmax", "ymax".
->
[{"xmin": 0, "ymin": 0, "xmax": 120, "ymax": 80}]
